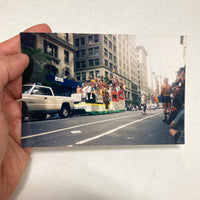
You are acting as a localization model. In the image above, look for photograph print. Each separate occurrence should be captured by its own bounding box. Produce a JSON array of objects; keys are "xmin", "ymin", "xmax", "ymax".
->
[{"xmin": 20, "ymin": 33, "xmax": 186, "ymax": 147}]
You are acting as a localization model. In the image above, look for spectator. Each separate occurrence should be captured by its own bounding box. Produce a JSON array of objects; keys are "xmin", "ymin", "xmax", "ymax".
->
[{"xmin": 169, "ymin": 108, "xmax": 184, "ymax": 144}]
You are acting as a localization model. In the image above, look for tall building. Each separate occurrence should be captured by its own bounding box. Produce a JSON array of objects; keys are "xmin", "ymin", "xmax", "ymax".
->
[
  {"xmin": 117, "ymin": 34, "xmax": 138, "ymax": 101},
  {"xmin": 73, "ymin": 34, "xmax": 139, "ymax": 102},
  {"xmin": 137, "ymin": 45, "xmax": 148, "ymax": 97}
]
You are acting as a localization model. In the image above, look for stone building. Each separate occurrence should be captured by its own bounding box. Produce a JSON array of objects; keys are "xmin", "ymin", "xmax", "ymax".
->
[{"xmin": 21, "ymin": 33, "xmax": 76, "ymax": 79}]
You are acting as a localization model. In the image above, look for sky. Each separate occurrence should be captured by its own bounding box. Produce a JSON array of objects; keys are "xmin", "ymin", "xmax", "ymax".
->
[{"xmin": 136, "ymin": 35, "xmax": 185, "ymax": 86}]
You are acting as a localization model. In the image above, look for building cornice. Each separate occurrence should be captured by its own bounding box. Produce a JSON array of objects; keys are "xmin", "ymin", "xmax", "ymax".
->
[{"xmin": 39, "ymin": 33, "xmax": 77, "ymax": 53}]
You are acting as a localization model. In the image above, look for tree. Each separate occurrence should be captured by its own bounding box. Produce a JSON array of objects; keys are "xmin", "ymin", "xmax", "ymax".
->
[{"xmin": 22, "ymin": 46, "xmax": 52, "ymax": 85}]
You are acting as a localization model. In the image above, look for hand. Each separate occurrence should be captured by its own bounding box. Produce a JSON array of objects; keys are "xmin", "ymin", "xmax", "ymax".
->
[
  {"xmin": 0, "ymin": 24, "xmax": 51, "ymax": 200},
  {"xmin": 170, "ymin": 121, "xmax": 175, "ymax": 128}
]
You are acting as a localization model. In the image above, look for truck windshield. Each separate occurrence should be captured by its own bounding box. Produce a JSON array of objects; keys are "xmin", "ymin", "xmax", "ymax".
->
[{"xmin": 22, "ymin": 86, "xmax": 33, "ymax": 94}]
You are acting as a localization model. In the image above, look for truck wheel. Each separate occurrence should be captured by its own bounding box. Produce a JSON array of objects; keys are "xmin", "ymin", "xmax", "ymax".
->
[
  {"xmin": 39, "ymin": 113, "xmax": 47, "ymax": 120},
  {"xmin": 59, "ymin": 105, "xmax": 70, "ymax": 118},
  {"xmin": 32, "ymin": 113, "xmax": 47, "ymax": 120}
]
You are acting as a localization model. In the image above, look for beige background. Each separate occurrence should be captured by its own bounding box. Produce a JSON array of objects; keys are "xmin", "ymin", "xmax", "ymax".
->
[{"xmin": 1, "ymin": 0, "xmax": 200, "ymax": 199}]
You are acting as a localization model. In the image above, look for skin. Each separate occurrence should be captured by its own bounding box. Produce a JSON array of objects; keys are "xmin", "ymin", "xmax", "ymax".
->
[
  {"xmin": 161, "ymin": 78, "xmax": 171, "ymax": 118},
  {"xmin": 0, "ymin": 24, "xmax": 51, "ymax": 200}
]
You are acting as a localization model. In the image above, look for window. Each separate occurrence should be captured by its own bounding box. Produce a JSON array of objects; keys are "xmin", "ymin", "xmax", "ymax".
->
[
  {"xmin": 88, "ymin": 35, "xmax": 93, "ymax": 44},
  {"xmin": 31, "ymin": 86, "xmax": 52, "ymax": 96},
  {"xmin": 109, "ymin": 63, "xmax": 113, "ymax": 71},
  {"xmin": 94, "ymin": 47, "xmax": 99, "ymax": 55},
  {"xmin": 104, "ymin": 36, "xmax": 107, "ymax": 44},
  {"xmin": 104, "ymin": 48, "xmax": 108, "ymax": 56},
  {"xmin": 44, "ymin": 40, "xmax": 58, "ymax": 58},
  {"xmin": 76, "ymin": 73, "xmax": 80, "ymax": 81},
  {"xmin": 114, "ymin": 56, "xmax": 117, "ymax": 63},
  {"xmin": 66, "ymin": 34, "xmax": 68, "ymax": 41},
  {"xmin": 113, "ymin": 36, "xmax": 116, "ymax": 43},
  {"xmin": 75, "ymin": 39, "xmax": 79, "ymax": 46},
  {"xmin": 109, "ymin": 52, "xmax": 112, "ymax": 60},
  {"xmin": 76, "ymin": 62, "xmax": 80, "ymax": 69},
  {"xmin": 95, "ymin": 70, "xmax": 100, "ymax": 77},
  {"xmin": 109, "ymin": 41, "xmax": 112, "ymax": 49},
  {"xmin": 81, "ymin": 49, "xmax": 85, "ymax": 57},
  {"xmin": 81, "ymin": 37, "xmax": 85, "ymax": 45},
  {"xmin": 82, "ymin": 72, "xmax": 86, "ymax": 81},
  {"xmin": 89, "ymin": 60, "xmax": 93, "ymax": 67},
  {"xmin": 104, "ymin": 59, "xmax": 108, "ymax": 67},
  {"xmin": 89, "ymin": 71, "xmax": 94, "ymax": 79},
  {"xmin": 95, "ymin": 58, "xmax": 100, "ymax": 66},
  {"xmin": 64, "ymin": 50, "xmax": 69, "ymax": 63},
  {"xmin": 94, "ymin": 34, "xmax": 99, "ymax": 42},
  {"xmin": 113, "ymin": 45, "xmax": 116, "ymax": 52},
  {"xmin": 89, "ymin": 48, "xmax": 93, "ymax": 56},
  {"xmin": 105, "ymin": 71, "xmax": 108, "ymax": 78},
  {"xmin": 76, "ymin": 50, "xmax": 80, "ymax": 58},
  {"xmin": 81, "ymin": 61, "xmax": 86, "ymax": 68}
]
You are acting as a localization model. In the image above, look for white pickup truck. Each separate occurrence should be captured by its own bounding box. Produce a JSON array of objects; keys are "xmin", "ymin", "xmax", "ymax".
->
[{"xmin": 22, "ymin": 84, "xmax": 74, "ymax": 120}]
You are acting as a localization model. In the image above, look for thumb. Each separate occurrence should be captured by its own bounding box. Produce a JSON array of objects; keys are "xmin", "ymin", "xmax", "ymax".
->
[{"xmin": 0, "ymin": 53, "xmax": 29, "ymax": 92}]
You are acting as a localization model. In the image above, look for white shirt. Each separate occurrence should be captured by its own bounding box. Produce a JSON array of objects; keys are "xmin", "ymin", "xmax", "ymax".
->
[{"xmin": 86, "ymin": 85, "xmax": 92, "ymax": 93}]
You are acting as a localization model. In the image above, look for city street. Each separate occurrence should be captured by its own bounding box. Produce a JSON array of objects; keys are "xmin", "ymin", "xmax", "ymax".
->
[{"xmin": 22, "ymin": 109, "xmax": 175, "ymax": 147}]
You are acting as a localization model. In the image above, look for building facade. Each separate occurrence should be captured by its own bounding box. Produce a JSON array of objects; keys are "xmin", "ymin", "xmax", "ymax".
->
[
  {"xmin": 21, "ymin": 33, "xmax": 76, "ymax": 79},
  {"xmin": 137, "ymin": 45, "xmax": 149, "ymax": 97}
]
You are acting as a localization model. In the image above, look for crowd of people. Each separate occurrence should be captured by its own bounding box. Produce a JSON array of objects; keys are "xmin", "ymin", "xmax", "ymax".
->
[
  {"xmin": 76, "ymin": 74, "xmax": 125, "ymax": 106},
  {"xmin": 161, "ymin": 66, "xmax": 185, "ymax": 144}
]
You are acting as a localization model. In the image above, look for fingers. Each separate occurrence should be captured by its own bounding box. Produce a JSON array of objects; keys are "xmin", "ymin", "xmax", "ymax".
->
[
  {"xmin": 0, "ymin": 23, "xmax": 52, "ymax": 56},
  {"xmin": 0, "ymin": 54, "xmax": 29, "ymax": 92}
]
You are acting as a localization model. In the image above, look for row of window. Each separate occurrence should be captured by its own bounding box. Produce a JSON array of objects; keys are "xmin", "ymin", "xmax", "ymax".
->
[
  {"xmin": 76, "ymin": 70, "xmax": 100, "ymax": 81},
  {"xmin": 44, "ymin": 40, "xmax": 70, "ymax": 63},
  {"xmin": 76, "ymin": 58, "xmax": 100, "ymax": 68},
  {"xmin": 76, "ymin": 47, "xmax": 99, "ymax": 58},
  {"xmin": 104, "ymin": 48, "xmax": 117, "ymax": 62},
  {"xmin": 104, "ymin": 36, "xmax": 116, "ymax": 52},
  {"xmin": 75, "ymin": 35, "xmax": 99, "ymax": 47},
  {"xmin": 104, "ymin": 59, "xmax": 117, "ymax": 71}
]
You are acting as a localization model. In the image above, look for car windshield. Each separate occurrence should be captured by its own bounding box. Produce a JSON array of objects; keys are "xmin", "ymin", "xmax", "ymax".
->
[{"xmin": 22, "ymin": 86, "xmax": 33, "ymax": 94}]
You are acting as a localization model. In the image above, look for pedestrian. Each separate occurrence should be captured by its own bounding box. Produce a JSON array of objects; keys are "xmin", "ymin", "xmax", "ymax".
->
[
  {"xmin": 161, "ymin": 77, "xmax": 172, "ymax": 122},
  {"xmin": 141, "ymin": 92, "xmax": 147, "ymax": 115}
]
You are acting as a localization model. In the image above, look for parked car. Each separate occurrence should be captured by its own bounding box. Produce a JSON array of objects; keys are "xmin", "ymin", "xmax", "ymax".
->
[
  {"xmin": 147, "ymin": 104, "xmax": 157, "ymax": 110},
  {"xmin": 22, "ymin": 84, "xmax": 74, "ymax": 120}
]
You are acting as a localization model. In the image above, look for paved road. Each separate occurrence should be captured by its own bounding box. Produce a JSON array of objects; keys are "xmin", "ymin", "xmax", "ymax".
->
[{"xmin": 21, "ymin": 109, "xmax": 175, "ymax": 147}]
